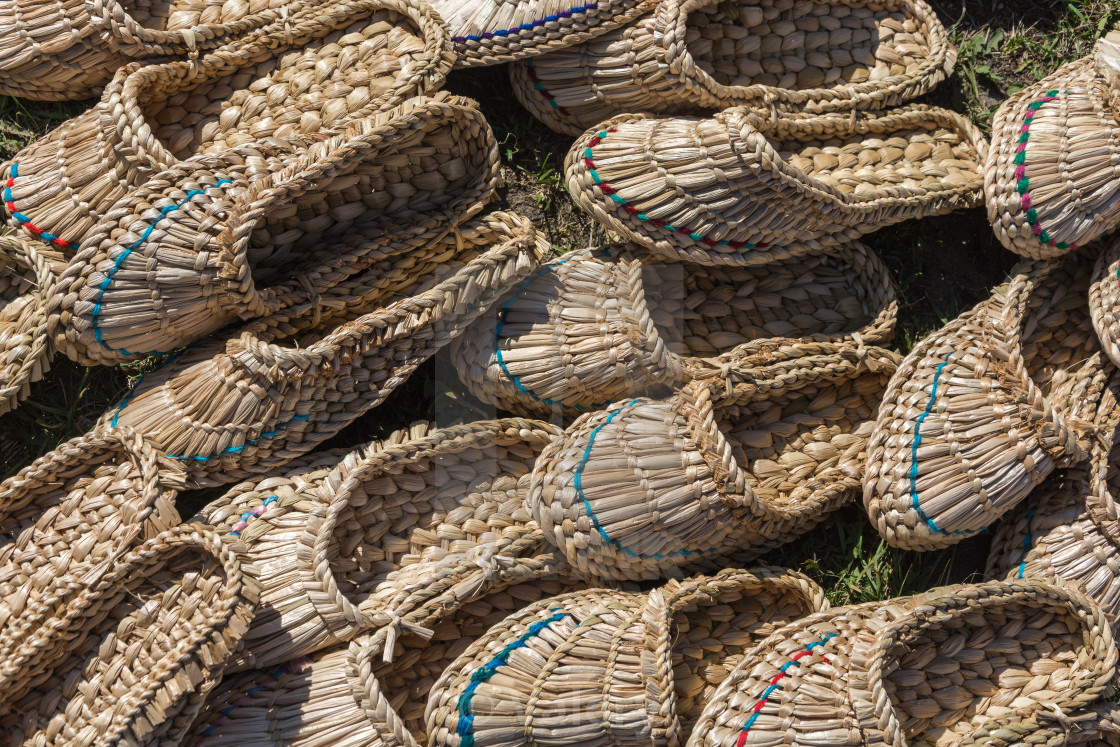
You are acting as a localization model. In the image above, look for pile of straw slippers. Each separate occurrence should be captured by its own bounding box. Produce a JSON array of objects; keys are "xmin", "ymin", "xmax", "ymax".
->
[{"xmin": 4, "ymin": 0, "xmax": 1120, "ymax": 743}]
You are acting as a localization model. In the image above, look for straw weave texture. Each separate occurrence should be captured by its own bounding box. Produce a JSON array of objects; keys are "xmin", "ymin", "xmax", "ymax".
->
[
  {"xmin": 565, "ymin": 104, "xmax": 985, "ymax": 265},
  {"xmin": 453, "ymin": 240, "xmax": 896, "ymax": 416},
  {"xmin": 0, "ymin": 234, "xmax": 62, "ymax": 414},
  {"xmin": 511, "ymin": 0, "xmax": 952, "ymax": 135}
]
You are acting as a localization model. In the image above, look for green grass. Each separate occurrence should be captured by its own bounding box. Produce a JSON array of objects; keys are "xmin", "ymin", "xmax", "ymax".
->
[{"xmin": 0, "ymin": 0, "xmax": 1111, "ymax": 601}]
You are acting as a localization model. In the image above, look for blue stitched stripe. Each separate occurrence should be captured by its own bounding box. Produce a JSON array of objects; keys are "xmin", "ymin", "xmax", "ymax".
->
[
  {"xmin": 91, "ymin": 179, "xmax": 233, "ymax": 355},
  {"xmin": 909, "ymin": 353, "xmax": 983, "ymax": 536},
  {"xmin": 493, "ymin": 248, "xmax": 613, "ymax": 411},
  {"xmin": 1017, "ymin": 509, "xmax": 1036, "ymax": 579},
  {"xmin": 451, "ymin": 2, "xmax": 598, "ymax": 42},
  {"xmin": 455, "ymin": 611, "xmax": 571, "ymax": 745},
  {"xmin": 573, "ymin": 399, "xmax": 719, "ymax": 560}
]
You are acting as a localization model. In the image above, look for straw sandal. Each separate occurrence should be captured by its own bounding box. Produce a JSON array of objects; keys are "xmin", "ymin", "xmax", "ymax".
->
[
  {"xmin": 452, "ymin": 240, "xmax": 896, "ymax": 416},
  {"xmin": 0, "ymin": 524, "xmax": 256, "ymax": 746},
  {"xmin": 566, "ymin": 105, "xmax": 986, "ymax": 266},
  {"xmin": 0, "ymin": 0, "xmax": 315, "ymax": 101},
  {"xmin": 688, "ymin": 578, "xmax": 1119, "ymax": 747},
  {"xmin": 50, "ymin": 93, "xmax": 500, "ymax": 365},
  {"xmin": 101, "ymin": 212, "xmax": 544, "ymax": 487},
  {"xmin": 2, "ymin": 0, "xmax": 451, "ymax": 253},
  {"xmin": 0, "ymin": 427, "xmax": 183, "ymax": 697},
  {"xmin": 182, "ymin": 575, "xmax": 589, "ymax": 746},
  {"xmin": 986, "ymin": 28, "xmax": 1120, "ymax": 260},
  {"xmin": 425, "ymin": 567, "xmax": 826, "ymax": 747},
  {"xmin": 0, "ymin": 234, "xmax": 63, "ymax": 414},
  {"xmin": 192, "ymin": 417, "xmax": 570, "ymax": 671},
  {"xmin": 986, "ymin": 468, "xmax": 1120, "ymax": 622},
  {"xmin": 434, "ymin": 0, "xmax": 655, "ymax": 68},
  {"xmin": 1088, "ymin": 235, "xmax": 1120, "ymax": 371},
  {"xmin": 528, "ymin": 342, "xmax": 898, "ymax": 581},
  {"xmin": 509, "ymin": 0, "xmax": 953, "ymax": 136},
  {"xmin": 863, "ymin": 253, "xmax": 1107, "ymax": 552}
]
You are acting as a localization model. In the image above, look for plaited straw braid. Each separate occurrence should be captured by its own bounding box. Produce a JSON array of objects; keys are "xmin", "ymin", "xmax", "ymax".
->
[
  {"xmin": 863, "ymin": 253, "xmax": 1104, "ymax": 552},
  {"xmin": 453, "ymin": 239, "xmax": 895, "ymax": 417},
  {"xmin": 0, "ymin": 524, "xmax": 258, "ymax": 747},
  {"xmin": 1080, "ymin": 369, "xmax": 1120, "ymax": 551},
  {"xmin": 424, "ymin": 566, "xmax": 825, "ymax": 747},
  {"xmin": 183, "ymin": 573, "xmax": 591, "ymax": 747},
  {"xmin": 193, "ymin": 417, "xmax": 566, "ymax": 671},
  {"xmin": 510, "ymin": 0, "xmax": 952, "ymax": 136},
  {"xmin": 985, "ymin": 27, "xmax": 1120, "ymax": 260},
  {"xmin": 2, "ymin": 0, "xmax": 451, "ymax": 251},
  {"xmin": 565, "ymin": 104, "xmax": 986, "ymax": 266},
  {"xmin": 0, "ymin": 234, "xmax": 63, "ymax": 414},
  {"xmin": 527, "ymin": 342, "xmax": 898, "ymax": 582},
  {"xmin": 0, "ymin": 426, "xmax": 183, "ymax": 704},
  {"xmin": 50, "ymin": 94, "xmax": 500, "ymax": 366},
  {"xmin": 986, "ymin": 467, "xmax": 1120, "ymax": 621},
  {"xmin": 436, "ymin": 0, "xmax": 655, "ymax": 68},
  {"xmin": 100, "ymin": 211, "xmax": 543, "ymax": 486},
  {"xmin": 687, "ymin": 579, "xmax": 1120, "ymax": 747}
]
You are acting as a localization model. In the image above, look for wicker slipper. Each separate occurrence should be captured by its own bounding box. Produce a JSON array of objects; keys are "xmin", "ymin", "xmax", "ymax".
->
[
  {"xmin": 0, "ymin": 234, "xmax": 62, "ymax": 414},
  {"xmin": 2, "ymin": 0, "xmax": 451, "ymax": 252},
  {"xmin": 425, "ymin": 567, "xmax": 825, "ymax": 747},
  {"xmin": 191, "ymin": 417, "xmax": 570, "ymax": 671},
  {"xmin": 435, "ymin": 0, "xmax": 654, "ymax": 68},
  {"xmin": 49, "ymin": 94, "xmax": 500, "ymax": 365},
  {"xmin": 510, "ymin": 0, "xmax": 953, "ymax": 136},
  {"xmin": 0, "ymin": 524, "xmax": 256, "ymax": 746},
  {"xmin": 566, "ymin": 105, "xmax": 986, "ymax": 266},
  {"xmin": 181, "ymin": 575, "xmax": 589, "ymax": 747},
  {"xmin": 986, "ymin": 28, "xmax": 1120, "ymax": 260},
  {"xmin": 452, "ymin": 240, "xmax": 895, "ymax": 416},
  {"xmin": 0, "ymin": 427, "xmax": 183, "ymax": 699},
  {"xmin": 528, "ymin": 341, "xmax": 898, "ymax": 581},
  {"xmin": 688, "ymin": 578, "xmax": 1119, "ymax": 747},
  {"xmin": 101, "ymin": 212, "xmax": 543, "ymax": 487},
  {"xmin": 863, "ymin": 253, "xmax": 1107, "ymax": 552}
]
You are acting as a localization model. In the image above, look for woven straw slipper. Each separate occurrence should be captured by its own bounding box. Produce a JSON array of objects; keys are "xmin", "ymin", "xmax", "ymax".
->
[
  {"xmin": 425, "ymin": 566, "xmax": 826, "ymax": 747},
  {"xmin": 687, "ymin": 578, "xmax": 1119, "ymax": 747},
  {"xmin": 182, "ymin": 575, "xmax": 588, "ymax": 746},
  {"xmin": 434, "ymin": 0, "xmax": 654, "ymax": 68},
  {"xmin": 566, "ymin": 105, "xmax": 986, "ymax": 266},
  {"xmin": 101, "ymin": 212, "xmax": 544, "ymax": 487},
  {"xmin": 0, "ymin": 426, "xmax": 183, "ymax": 698},
  {"xmin": 1088, "ymin": 235, "xmax": 1120, "ymax": 371},
  {"xmin": 863, "ymin": 253, "xmax": 1108, "ymax": 552},
  {"xmin": 192, "ymin": 417, "xmax": 568, "ymax": 671},
  {"xmin": 986, "ymin": 28, "xmax": 1120, "ymax": 260},
  {"xmin": 50, "ymin": 94, "xmax": 500, "ymax": 365},
  {"xmin": 510, "ymin": 0, "xmax": 952, "ymax": 136},
  {"xmin": 528, "ymin": 342, "xmax": 899, "ymax": 581},
  {"xmin": 986, "ymin": 467, "xmax": 1120, "ymax": 621},
  {"xmin": 0, "ymin": 524, "xmax": 257, "ymax": 746},
  {"xmin": 452, "ymin": 239, "xmax": 896, "ymax": 416},
  {"xmin": 2, "ymin": 0, "xmax": 451, "ymax": 252},
  {"xmin": 0, "ymin": 0, "xmax": 325, "ymax": 101},
  {"xmin": 0, "ymin": 234, "xmax": 63, "ymax": 414}
]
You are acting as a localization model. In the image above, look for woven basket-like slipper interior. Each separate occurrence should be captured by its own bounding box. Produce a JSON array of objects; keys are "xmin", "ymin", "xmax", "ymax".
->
[
  {"xmin": 0, "ymin": 527, "xmax": 255, "ymax": 746},
  {"xmin": 528, "ymin": 354, "xmax": 893, "ymax": 581},
  {"xmin": 185, "ymin": 577, "xmax": 586, "ymax": 746},
  {"xmin": 986, "ymin": 54, "xmax": 1120, "ymax": 260},
  {"xmin": 0, "ymin": 235, "xmax": 61, "ymax": 414},
  {"xmin": 435, "ymin": 0, "xmax": 654, "ymax": 68},
  {"xmin": 102, "ymin": 213, "xmax": 541, "ymax": 486},
  {"xmin": 454, "ymin": 240, "xmax": 895, "ymax": 415},
  {"xmin": 425, "ymin": 568, "xmax": 823, "ymax": 747},
  {"xmin": 987, "ymin": 468, "xmax": 1120, "ymax": 619},
  {"xmin": 566, "ymin": 105, "xmax": 984, "ymax": 264},
  {"xmin": 689, "ymin": 581, "xmax": 1117, "ymax": 747},
  {"xmin": 511, "ymin": 0, "xmax": 950, "ymax": 136},
  {"xmin": 4, "ymin": 0, "xmax": 448, "ymax": 250},
  {"xmin": 56, "ymin": 95, "xmax": 498, "ymax": 364},
  {"xmin": 864, "ymin": 255, "xmax": 1101, "ymax": 551},
  {"xmin": 195, "ymin": 418, "xmax": 563, "ymax": 670}
]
